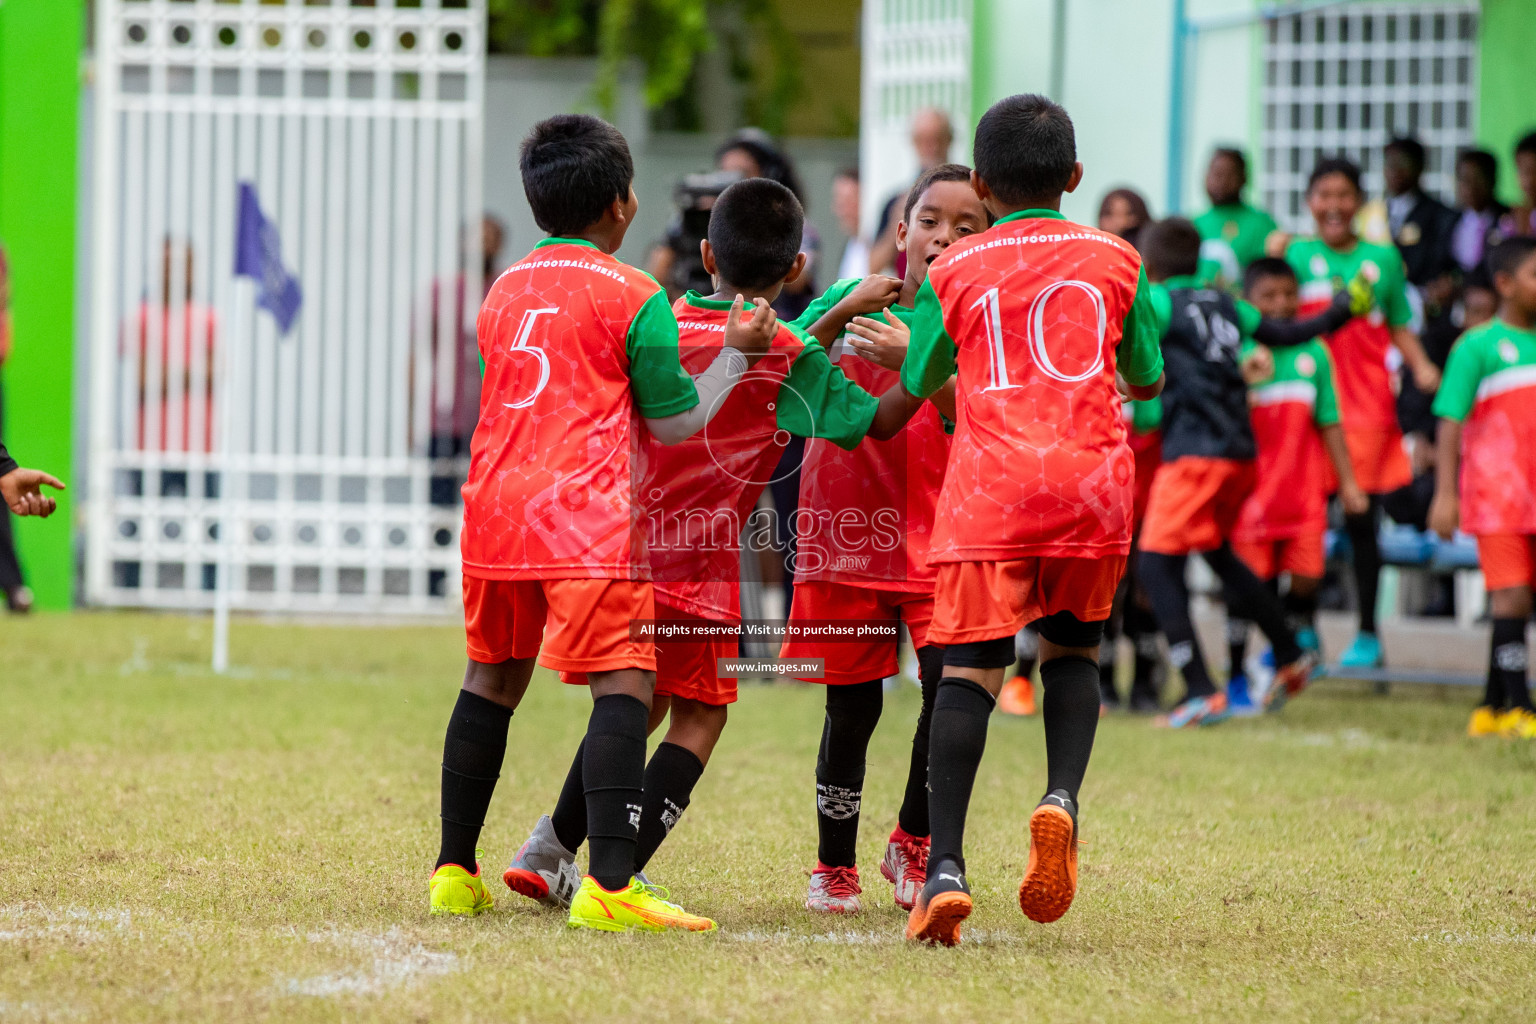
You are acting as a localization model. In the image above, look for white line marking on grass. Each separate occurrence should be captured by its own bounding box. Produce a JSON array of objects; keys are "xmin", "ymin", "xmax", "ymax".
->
[
  {"xmin": 1413, "ymin": 930, "xmax": 1536, "ymax": 946},
  {"xmin": 0, "ymin": 906, "xmax": 133, "ymax": 943},
  {"xmin": 281, "ymin": 927, "xmax": 460, "ymax": 998},
  {"xmin": 723, "ymin": 928, "xmax": 1025, "ymax": 947}
]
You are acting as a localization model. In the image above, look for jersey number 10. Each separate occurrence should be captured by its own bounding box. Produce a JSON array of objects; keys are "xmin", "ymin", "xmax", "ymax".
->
[{"xmin": 972, "ymin": 281, "xmax": 1108, "ymax": 390}]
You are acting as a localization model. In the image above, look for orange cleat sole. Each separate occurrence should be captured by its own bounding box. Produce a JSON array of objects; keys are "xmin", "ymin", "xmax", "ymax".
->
[
  {"xmin": 1018, "ymin": 804, "xmax": 1078, "ymax": 924},
  {"xmin": 503, "ymin": 867, "xmax": 550, "ymax": 902},
  {"xmin": 904, "ymin": 891, "xmax": 972, "ymax": 947}
]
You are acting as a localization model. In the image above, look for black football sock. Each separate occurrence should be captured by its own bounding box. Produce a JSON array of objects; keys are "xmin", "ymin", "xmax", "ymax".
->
[
  {"xmin": 1492, "ymin": 618, "xmax": 1533, "ymax": 711},
  {"xmin": 1040, "ymin": 656, "xmax": 1100, "ymax": 807},
  {"xmin": 436, "ymin": 689, "xmax": 513, "ymax": 871},
  {"xmin": 1226, "ymin": 616, "xmax": 1251, "ymax": 681},
  {"xmin": 1204, "ymin": 544, "xmax": 1302, "ymax": 667},
  {"xmin": 634, "ymin": 741, "xmax": 705, "ymax": 872},
  {"xmin": 1126, "ymin": 601, "xmax": 1161, "ymax": 696},
  {"xmin": 1283, "ymin": 589, "xmax": 1319, "ymax": 637},
  {"xmin": 583, "ymin": 694, "xmax": 649, "ymax": 891},
  {"xmin": 1344, "ymin": 501, "xmax": 1382, "ymax": 634},
  {"xmin": 1482, "ymin": 634, "xmax": 1507, "ymax": 710},
  {"xmin": 1099, "ymin": 638, "xmax": 1119, "ymax": 700},
  {"xmin": 897, "ymin": 645, "xmax": 944, "ymax": 838},
  {"xmin": 1138, "ymin": 551, "xmax": 1217, "ymax": 699},
  {"xmin": 816, "ymin": 680, "xmax": 883, "ymax": 867},
  {"xmin": 549, "ymin": 739, "xmax": 587, "ymax": 852},
  {"xmin": 926, "ymin": 677, "xmax": 996, "ymax": 875}
]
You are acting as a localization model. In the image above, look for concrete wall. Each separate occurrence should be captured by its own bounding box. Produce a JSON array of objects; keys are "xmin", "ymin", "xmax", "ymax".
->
[{"xmin": 483, "ymin": 56, "xmax": 858, "ymax": 283}]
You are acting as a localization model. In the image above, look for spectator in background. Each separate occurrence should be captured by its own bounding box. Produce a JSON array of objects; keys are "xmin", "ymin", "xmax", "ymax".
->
[
  {"xmin": 1381, "ymin": 137, "xmax": 1458, "ymax": 296},
  {"xmin": 131, "ymin": 239, "xmax": 218, "ymax": 466},
  {"xmin": 830, "ymin": 166, "xmax": 870, "ymax": 281},
  {"xmin": 1497, "ymin": 130, "xmax": 1536, "ymax": 239},
  {"xmin": 868, "ymin": 107, "xmax": 954, "ymax": 277},
  {"xmin": 1097, "ymin": 187, "xmax": 1151, "ymax": 248},
  {"xmin": 1452, "ymin": 149, "xmax": 1507, "ymax": 274},
  {"xmin": 1193, "ymin": 147, "xmax": 1278, "ymax": 287}
]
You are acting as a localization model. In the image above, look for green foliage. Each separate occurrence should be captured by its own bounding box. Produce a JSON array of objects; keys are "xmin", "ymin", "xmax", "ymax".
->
[{"xmin": 487, "ymin": 0, "xmax": 802, "ymax": 133}]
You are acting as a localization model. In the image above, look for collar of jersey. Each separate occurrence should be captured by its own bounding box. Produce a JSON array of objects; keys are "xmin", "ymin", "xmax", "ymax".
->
[
  {"xmin": 1161, "ymin": 274, "xmax": 1204, "ymax": 289},
  {"xmin": 994, "ymin": 208, "xmax": 1067, "ymax": 225},
  {"xmin": 681, "ymin": 290, "xmax": 760, "ymax": 311},
  {"xmin": 534, "ymin": 236, "xmax": 600, "ymax": 250}
]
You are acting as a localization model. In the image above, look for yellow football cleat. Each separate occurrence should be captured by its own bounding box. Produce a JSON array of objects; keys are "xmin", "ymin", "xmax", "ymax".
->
[
  {"xmin": 429, "ymin": 861, "xmax": 494, "ymax": 917},
  {"xmin": 1499, "ymin": 707, "xmax": 1536, "ymax": 739},
  {"xmin": 567, "ymin": 875, "xmax": 716, "ymax": 933},
  {"xmin": 1467, "ymin": 705, "xmax": 1506, "ymax": 737}
]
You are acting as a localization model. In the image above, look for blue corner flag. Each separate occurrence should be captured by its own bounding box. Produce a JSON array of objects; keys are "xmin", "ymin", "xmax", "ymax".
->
[{"xmin": 234, "ymin": 182, "xmax": 302, "ymax": 335}]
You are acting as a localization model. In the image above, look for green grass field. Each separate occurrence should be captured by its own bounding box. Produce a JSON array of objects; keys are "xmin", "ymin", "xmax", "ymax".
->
[{"xmin": 2, "ymin": 612, "xmax": 1534, "ymax": 1023}]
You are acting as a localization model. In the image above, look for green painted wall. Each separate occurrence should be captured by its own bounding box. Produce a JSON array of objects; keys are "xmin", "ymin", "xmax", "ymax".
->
[
  {"xmin": 1476, "ymin": 0, "xmax": 1536, "ymax": 209},
  {"xmin": 0, "ymin": 0, "xmax": 83, "ymax": 610}
]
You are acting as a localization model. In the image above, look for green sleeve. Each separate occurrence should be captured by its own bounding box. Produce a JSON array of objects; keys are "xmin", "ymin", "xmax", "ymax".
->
[
  {"xmin": 1117, "ymin": 267, "xmax": 1165, "ymax": 387},
  {"xmin": 901, "ymin": 276, "xmax": 958, "ymax": 399},
  {"xmin": 775, "ymin": 325, "xmax": 880, "ymax": 450},
  {"xmin": 1235, "ymin": 298, "xmax": 1263, "ymax": 339},
  {"xmin": 1130, "ymin": 397, "xmax": 1162, "ymax": 433},
  {"xmin": 625, "ymin": 289, "xmax": 699, "ymax": 418},
  {"xmin": 1312, "ymin": 346, "xmax": 1342, "ymax": 427},
  {"xmin": 1431, "ymin": 333, "xmax": 1487, "ymax": 423},
  {"xmin": 1380, "ymin": 248, "xmax": 1414, "ymax": 328},
  {"xmin": 790, "ymin": 277, "xmax": 862, "ymax": 332}
]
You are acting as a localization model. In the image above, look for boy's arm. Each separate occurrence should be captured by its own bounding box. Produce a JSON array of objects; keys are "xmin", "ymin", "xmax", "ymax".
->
[
  {"xmin": 900, "ymin": 276, "xmax": 959, "ymax": 400},
  {"xmin": 1380, "ymin": 248, "xmax": 1441, "ymax": 393},
  {"xmin": 1320, "ymin": 424, "xmax": 1369, "ymax": 516},
  {"xmin": 845, "ymin": 310, "xmax": 956, "ymax": 420},
  {"xmin": 1392, "ymin": 324, "xmax": 1441, "ymax": 394},
  {"xmin": 1116, "ymin": 267, "xmax": 1165, "ymax": 400},
  {"xmin": 1427, "ymin": 420, "xmax": 1462, "ymax": 539},
  {"xmin": 0, "ymin": 459, "xmax": 65, "ymax": 518},
  {"xmin": 795, "ymin": 276, "xmax": 903, "ymax": 347},
  {"xmin": 1241, "ymin": 290, "xmax": 1358, "ymax": 348}
]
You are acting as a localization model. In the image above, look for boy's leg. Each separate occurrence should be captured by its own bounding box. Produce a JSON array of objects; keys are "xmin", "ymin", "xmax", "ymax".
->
[
  {"xmin": 816, "ymin": 680, "xmax": 884, "ymax": 868},
  {"xmin": 1489, "ymin": 586, "xmax": 1535, "ymax": 714},
  {"xmin": 1202, "ymin": 544, "xmax": 1303, "ymax": 668},
  {"xmin": 582, "ymin": 669, "xmax": 655, "ymax": 892},
  {"xmin": 1034, "ymin": 614, "xmax": 1104, "ymax": 808},
  {"xmin": 1342, "ymin": 496, "xmax": 1385, "ymax": 663},
  {"xmin": 896, "ymin": 644, "xmax": 945, "ymax": 840},
  {"xmin": 1099, "ymin": 578, "xmax": 1128, "ymax": 707},
  {"xmin": 1137, "ymin": 551, "xmax": 1219, "ymax": 700},
  {"xmin": 924, "ymin": 644, "xmax": 1006, "ymax": 881},
  {"xmin": 636, "ymin": 696, "xmax": 724, "ymax": 871},
  {"xmin": 437, "ymin": 657, "xmax": 537, "ymax": 872}
]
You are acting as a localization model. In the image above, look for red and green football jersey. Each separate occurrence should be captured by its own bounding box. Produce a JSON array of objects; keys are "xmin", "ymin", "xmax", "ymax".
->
[
  {"xmin": 903, "ymin": 209, "xmax": 1164, "ymax": 560},
  {"xmin": 649, "ymin": 292, "xmax": 881, "ymax": 620},
  {"xmin": 1235, "ymin": 340, "xmax": 1342, "ymax": 542},
  {"xmin": 790, "ymin": 279, "xmax": 952, "ymax": 592},
  {"xmin": 1432, "ymin": 319, "xmax": 1536, "ymax": 535},
  {"xmin": 1286, "ymin": 237, "xmax": 1412, "ymax": 434},
  {"xmin": 461, "ymin": 238, "xmax": 698, "ymax": 580}
]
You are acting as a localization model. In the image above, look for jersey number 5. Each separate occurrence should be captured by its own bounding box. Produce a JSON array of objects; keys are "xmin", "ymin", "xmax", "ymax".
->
[
  {"xmin": 504, "ymin": 307, "xmax": 556, "ymax": 409},
  {"xmin": 973, "ymin": 281, "xmax": 1107, "ymax": 390}
]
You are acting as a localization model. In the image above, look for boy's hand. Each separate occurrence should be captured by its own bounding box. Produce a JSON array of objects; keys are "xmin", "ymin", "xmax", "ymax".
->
[
  {"xmin": 1339, "ymin": 480, "xmax": 1370, "ymax": 518},
  {"xmin": 846, "ymin": 310, "xmax": 910, "ymax": 372},
  {"xmin": 1428, "ymin": 492, "xmax": 1459, "ymax": 540},
  {"xmin": 838, "ymin": 275, "xmax": 903, "ymax": 316},
  {"xmin": 1240, "ymin": 345, "xmax": 1274, "ymax": 386},
  {"xmin": 0, "ymin": 466, "xmax": 65, "ymax": 518},
  {"xmin": 1410, "ymin": 358, "xmax": 1442, "ymax": 395},
  {"xmin": 723, "ymin": 295, "xmax": 777, "ymax": 367}
]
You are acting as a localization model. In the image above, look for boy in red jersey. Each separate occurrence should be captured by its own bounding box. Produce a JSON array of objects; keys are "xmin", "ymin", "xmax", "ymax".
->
[
  {"xmin": 1226, "ymin": 259, "xmax": 1369, "ymax": 710},
  {"xmin": 897, "ymin": 95, "xmax": 1165, "ymax": 945},
  {"xmin": 428, "ymin": 115, "xmax": 780, "ymax": 933},
  {"xmin": 1430, "ymin": 237, "xmax": 1536, "ymax": 740},
  {"xmin": 1136, "ymin": 219, "xmax": 1363, "ymax": 729},
  {"xmin": 1286, "ymin": 158, "xmax": 1442, "ymax": 670},
  {"xmin": 500, "ymin": 177, "xmax": 934, "ymax": 913},
  {"xmin": 776, "ymin": 164, "xmax": 984, "ymax": 915}
]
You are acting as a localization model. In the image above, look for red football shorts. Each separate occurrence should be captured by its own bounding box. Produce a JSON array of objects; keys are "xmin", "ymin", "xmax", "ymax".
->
[
  {"xmin": 928, "ymin": 557, "xmax": 1125, "ymax": 646},
  {"xmin": 780, "ymin": 581, "xmax": 934, "ymax": 684},
  {"xmin": 1336, "ymin": 426, "xmax": 1412, "ymax": 495},
  {"xmin": 463, "ymin": 575, "xmax": 655, "ymax": 675},
  {"xmin": 563, "ymin": 604, "xmax": 739, "ymax": 705},
  {"xmin": 1477, "ymin": 534, "xmax": 1536, "ymax": 592},
  {"xmin": 1140, "ymin": 456, "xmax": 1257, "ymax": 556},
  {"xmin": 1232, "ymin": 532, "xmax": 1326, "ymax": 581}
]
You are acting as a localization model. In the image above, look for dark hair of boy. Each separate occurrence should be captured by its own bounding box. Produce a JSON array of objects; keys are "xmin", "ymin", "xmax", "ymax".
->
[
  {"xmin": 1308, "ymin": 157, "xmax": 1363, "ymax": 194},
  {"xmin": 1516, "ymin": 131, "xmax": 1536, "ymax": 159},
  {"xmin": 1213, "ymin": 147, "xmax": 1248, "ymax": 178},
  {"xmin": 1385, "ymin": 136, "xmax": 1427, "ymax": 171},
  {"xmin": 1243, "ymin": 256, "xmax": 1297, "ymax": 294},
  {"xmin": 519, "ymin": 114, "xmax": 633, "ymax": 237},
  {"xmin": 835, "ymin": 165, "xmax": 859, "ymax": 183},
  {"xmin": 1487, "ymin": 236, "xmax": 1536, "ymax": 280},
  {"xmin": 903, "ymin": 163, "xmax": 979, "ymax": 222},
  {"xmin": 707, "ymin": 178, "xmax": 805, "ymax": 289},
  {"xmin": 1457, "ymin": 148, "xmax": 1498, "ymax": 187},
  {"xmin": 1139, "ymin": 217, "xmax": 1202, "ymax": 281},
  {"xmin": 972, "ymin": 93, "xmax": 1076, "ymax": 206}
]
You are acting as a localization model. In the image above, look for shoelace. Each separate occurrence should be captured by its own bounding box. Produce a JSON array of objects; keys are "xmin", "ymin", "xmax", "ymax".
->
[
  {"xmin": 818, "ymin": 865, "xmax": 862, "ymax": 899},
  {"xmin": 897, "ymin": 835, "xmax": 929, "ymax": 875},
  {"xmin": 636, "ymin": 880, "xmax": 683, "ymax": 911}
]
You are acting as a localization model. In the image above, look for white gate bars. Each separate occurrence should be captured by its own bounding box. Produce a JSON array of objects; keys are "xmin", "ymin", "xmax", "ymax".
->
[
  {"xmin": 858, "ymin": 0, "xmax": 973, "ymax": 240},
  {"xmin": 87, "ymin": 0, "xmax": 485, "ymax": 615},
  {"xmin": 1259, "ymin": 2, "xmax": 1479, "ymax": 231}
]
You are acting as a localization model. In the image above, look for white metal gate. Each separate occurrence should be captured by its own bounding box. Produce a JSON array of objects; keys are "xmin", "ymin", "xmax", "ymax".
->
[
  {"xmin": 858, "ymin": 0, "xmax": 972, "ymax": 239},
  {"xmin": 87, "ymin": 0, "xmax": 484, "ymax": 614},
  {"xmin": 1260, "ymin": 1, "xmax": 1479, "ymax": 230}
]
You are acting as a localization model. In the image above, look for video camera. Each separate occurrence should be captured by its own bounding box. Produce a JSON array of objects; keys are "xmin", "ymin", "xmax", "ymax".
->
[{"xmin": 664, "ymin": 169, "xmax": 742, "ymax": 298}]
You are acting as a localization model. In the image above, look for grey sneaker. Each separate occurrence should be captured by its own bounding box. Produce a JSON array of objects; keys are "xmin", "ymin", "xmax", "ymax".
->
[
  {"xmin": 806, "ymin": 863, "xmax": 862, "ymax": 914},
  {"xmin": 503, "ymin": 815, "xmax": 581, "ymax": 909}
]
